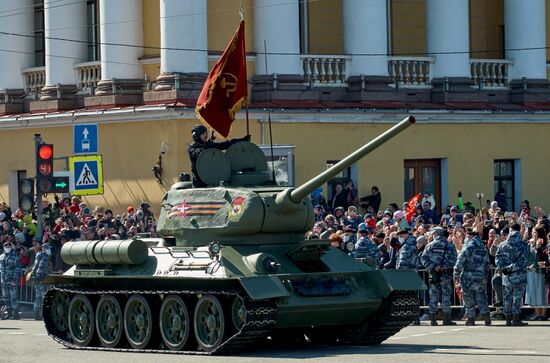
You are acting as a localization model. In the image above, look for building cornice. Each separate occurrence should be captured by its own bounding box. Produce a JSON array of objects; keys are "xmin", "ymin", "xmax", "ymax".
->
[{"xmin": 1, "ymin": 106, "xmax": 550, "ymax": 130}]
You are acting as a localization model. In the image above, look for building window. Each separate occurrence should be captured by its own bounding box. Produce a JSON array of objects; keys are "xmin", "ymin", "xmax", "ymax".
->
[
  {"xmin": 87, "ymin": 0, "xmax": 100, "ymax": 61},
  {"xmin": 494, "ymin": 160, "xmax": 514, "ymax": 211},
  {"xmin": 34, "ymin": 0, "xmax": 45, "ymax": 67},
  {"xmin": 259, "ymin": 145, "xmax": 295, "ymax": 187},
  {"xmin": 325, "ymin": 160, "xmax": 352, "ymax": 203}
]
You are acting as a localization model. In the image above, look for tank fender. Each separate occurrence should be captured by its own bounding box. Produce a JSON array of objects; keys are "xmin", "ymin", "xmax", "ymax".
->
[
  {"xmin": 364, "ymin": 269, "xmax": 426, "ymax": 297},
  {"xmin": 238, "ymin": 276, "xmax": 290, "ymax": 300}
]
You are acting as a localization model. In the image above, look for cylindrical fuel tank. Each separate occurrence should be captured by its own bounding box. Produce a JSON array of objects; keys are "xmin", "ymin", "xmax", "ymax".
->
[{"xmin": 61, "ymin": 239, "xmax": 149, "ymax": 265}]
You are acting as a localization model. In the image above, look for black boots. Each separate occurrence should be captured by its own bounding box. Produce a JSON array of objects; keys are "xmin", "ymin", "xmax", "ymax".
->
[
  {"xmin": 465, "ymin": 317, "xmax": 475, "ymax": 326},
  {"xmin": 430, "ymin": 314, "xmax": 438, "ymax": 326},
  {"xmin": 10, "ymin": 309, "xmax": 19, "ymax": 320},
  {"xmin": 442, "ymin": 312, "xmax": 456, "ymax": 326},
  {"xmin": 512, "ymin": 315, "xmax": 528, "ymax": 326},
  {"xmin": 506, "ymin": 315, "xmax": 513, "ymax": 326},
  {"xmin": 482, "ymin": 314, "xmax": 491, "ymax": 326}
]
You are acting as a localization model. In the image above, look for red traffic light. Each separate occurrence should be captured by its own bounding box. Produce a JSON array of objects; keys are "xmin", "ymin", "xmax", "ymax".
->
[{"xmin": 39, "ymin": 144, "xmax": 53, "ymax": 160}]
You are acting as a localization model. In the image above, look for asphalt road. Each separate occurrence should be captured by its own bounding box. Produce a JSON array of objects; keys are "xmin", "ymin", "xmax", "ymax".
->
[{"xmin": 1, "ymin": 319, "xmax": 549, "ymax": 363}]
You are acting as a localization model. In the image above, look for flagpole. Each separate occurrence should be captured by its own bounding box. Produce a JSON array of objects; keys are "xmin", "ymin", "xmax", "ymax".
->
[
  {"xmin": 264, "ymin": 40, "xmax": 276, "ymax": 184},
  {"xmin": 240, "ymin": 2, "xmax": 250, "ymax": 136}
]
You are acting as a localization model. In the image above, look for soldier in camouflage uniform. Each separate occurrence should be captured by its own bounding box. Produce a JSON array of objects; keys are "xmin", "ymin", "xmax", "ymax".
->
[
  {"xmin": 0, "ymin": 240, "xmax": 22, "ymax": 320},
  {"xmin": 353, "ymin": 223, "xmax": 380, "ymax": 267},
  {"xmin": 396, "ymin": 229, "xmax": 419, "ymax": 270},
  {"xmin": 495, "ymin": 223, "xmax": 529, "ymax": 326},
  {"xmin": 29, "ymin": 243, "xmax": 51, "ymax": 320},
  {"xmin": 454, "ymin": 228, "xmax": 491, "ymax": 326},
  {"xmin": 396, "ymin": 229, "xmax": 421, "ymax": 325},
  {"xmin": 421, "ymin": 227, "xmax": 457, "ymax": 326}
]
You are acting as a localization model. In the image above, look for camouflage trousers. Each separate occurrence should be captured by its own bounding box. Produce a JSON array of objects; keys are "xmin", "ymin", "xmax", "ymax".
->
[
  {"xmin": 34, "ymin": 283, "xmax": 48, "ymax": 311},
  {"xmin": 503, "ymin": 283, "xmax": 526, "ymax": 316},
  {"xmin": 428, "ymin": 279, "xmax": 453, "ymax": 314},
  {"xmin": 1, "ymin": 281, "xmax": 19, "ymax": 310},
  {"xmin": 462, "ymin": 283, "xmax": 489, "ymax": 318}
]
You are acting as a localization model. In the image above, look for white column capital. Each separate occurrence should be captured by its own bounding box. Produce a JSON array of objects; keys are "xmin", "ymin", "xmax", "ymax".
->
[{"xmin": 344, "ymin": 0, "xmax": 389, "ymax": 77}]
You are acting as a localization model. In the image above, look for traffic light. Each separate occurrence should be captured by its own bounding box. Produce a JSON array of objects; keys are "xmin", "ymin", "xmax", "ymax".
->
[
  {"xmin": 36, "ymin": 143, "xmax": 54, "ymax": 193},
  {"xmin": 18, "ymin": 178, "xmax": 34, "ymax": 213}
]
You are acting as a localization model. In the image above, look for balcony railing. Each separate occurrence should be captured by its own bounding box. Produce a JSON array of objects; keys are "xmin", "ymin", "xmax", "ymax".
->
[
  {"xmin": 301, "ymin": 55, "xmax": 351, "ymax": 87},
  {"xmin": 22, "ymin": 66, "xmax": 45, "ymax": 99},
  {"xmin": 470, "ymin": 59, "xmax": 512, "ymax": 89},
  {"xmin": 75, "ymin": 61, "xmax": 101, "ymax": 94},
  {"xmin": 388, "ymin": 56, "xmax": 434, "ymax": 88}
]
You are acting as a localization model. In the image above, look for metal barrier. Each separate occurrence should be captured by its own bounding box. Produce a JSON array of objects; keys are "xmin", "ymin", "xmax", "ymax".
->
[
  {"xmin": 19, "ymin": 273, "xmax": 35, "ymax": 307},
  {"xmin": 417, "ymin": 266, "xmax": 550, "ymax": 309}
]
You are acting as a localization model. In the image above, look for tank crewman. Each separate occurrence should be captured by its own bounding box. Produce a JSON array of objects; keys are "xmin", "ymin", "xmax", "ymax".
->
[
  {"xmin": 0, "ymin": 240, "xmax": 23, "ymax": 320},
  {"xmin": 28, "ymin": 243, "xmax": 52, "ymax": 320},
  {"xmin": 421, "ymin": 226, "xmax": 457, "ymax": 326},
  {"xmin": 495, "ymin": 223, "xmax": 529, "ymax": 326},
  {"xmin": 354, "ymin": 223, "xmax": 380, "ymax": 267},
  {"xmin": 454, "ymin": 227, "xmax": 491, "ymax": 326},
  {"xmin": 187, "ymin": 124, "xmax": 250, "ymax": 187}
]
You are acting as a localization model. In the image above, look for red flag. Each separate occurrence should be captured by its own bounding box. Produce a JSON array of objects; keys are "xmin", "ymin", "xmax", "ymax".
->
[
  {"xmin": 405, "ymin": 193, "xmax": 421, "ymax": 222},
  {"xmin": 195, "ymin": 21, "xmax": 247, "ymax": 138}
]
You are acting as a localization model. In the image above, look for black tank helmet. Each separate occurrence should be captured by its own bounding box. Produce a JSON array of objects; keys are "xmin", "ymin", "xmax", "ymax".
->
[{"xmin": 192, "ymin": 124, "xmax": 207, "ymax": 142}]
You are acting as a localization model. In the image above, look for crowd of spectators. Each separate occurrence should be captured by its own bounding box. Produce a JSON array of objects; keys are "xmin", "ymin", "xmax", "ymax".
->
[
  {"xmin": 2, "ymin": 182, "xmax": 550, "ymax": 321},
  {"xmin": 308, "ymin": 182, "xmax": 550, "ymax": 321},
  {"xmin": 0, "ymin": 196, "xmax": 157, "ymax": 319}
]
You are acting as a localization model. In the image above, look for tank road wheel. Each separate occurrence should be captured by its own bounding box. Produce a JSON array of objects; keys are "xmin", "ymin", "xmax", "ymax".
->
[
  {"xmin": 124, "ymin": 295, "xmax": 154, "ymax": 349},
  {"xmin": 159, "ymin": 295, "xmax": 190, "ymax": 351},
  {"xmin": 231, "ymin": 296, "xmax": 246, "ymax": 331},
  {"xmin": 50, "ymin": 291, "xmax": 70, "ymax": 333},
  {"xmin": 95, "ymin": 295, "xmax": 124, "ymax": 348},
  {"xmin": 68, "ymin": 294, "xmax": 95, "ymax": 347},
  {"xmin": 193, "ymin": 295, "xmax": 225, "ymax": 352}
]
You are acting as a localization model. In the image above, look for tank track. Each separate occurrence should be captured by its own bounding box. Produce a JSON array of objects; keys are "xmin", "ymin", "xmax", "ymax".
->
[
  {"xmin": 353, "ymin": 290, "xmax": 419, "ymax": 345},
  {"xmin": 43, "ymin": 285, "xmax": 277, "ymax": 355}
]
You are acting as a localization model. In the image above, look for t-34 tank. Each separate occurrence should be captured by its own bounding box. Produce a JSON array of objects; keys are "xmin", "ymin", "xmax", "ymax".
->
[{"xmin": 43, "ymin": 115, "xmax": 424, "ymax": 354}]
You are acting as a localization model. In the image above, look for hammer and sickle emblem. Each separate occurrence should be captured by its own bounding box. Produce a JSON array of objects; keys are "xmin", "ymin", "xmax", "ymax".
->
[{"xmin": 220, "ymin": 73, "xmax": 238, "ymax": 97}]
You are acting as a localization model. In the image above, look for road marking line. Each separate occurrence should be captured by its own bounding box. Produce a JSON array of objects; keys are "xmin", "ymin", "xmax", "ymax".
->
[{"xmin": 8, "ymin": 332, "xmax": 27, "ymax": 335}]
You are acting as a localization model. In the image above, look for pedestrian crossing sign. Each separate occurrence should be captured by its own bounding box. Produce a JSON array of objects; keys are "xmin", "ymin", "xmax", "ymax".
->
[{"xmin": 69, "ymin": 155, "xmax": 104, "ymax": 195}]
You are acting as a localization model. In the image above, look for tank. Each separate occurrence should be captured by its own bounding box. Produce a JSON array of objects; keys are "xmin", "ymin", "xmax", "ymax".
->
[{"xmin": 43, "ymin": 115, "xmax": 425, "ymax": 355}]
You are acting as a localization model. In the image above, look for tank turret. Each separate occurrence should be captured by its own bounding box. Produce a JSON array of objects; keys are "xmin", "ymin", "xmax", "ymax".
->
[{"xmin": 156, "ymin": 116, "xmax": 415, "ymax": 246}]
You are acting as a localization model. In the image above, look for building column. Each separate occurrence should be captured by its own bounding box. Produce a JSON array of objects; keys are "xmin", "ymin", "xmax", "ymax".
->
[
  {"xmin": 0, "ymin": 0, "xmax": 34, "ymax": 113},
  {"xmin": 344, "ymin": 0, "xmax": 397, "ymax": 101},
  {"xmin": 88, "ymin": 0, "xmax": 143, "ymax": 105},
  {"xmin": 426, "ymin": 0, "xmax": 480, "ymax": 102},
  {"xmin": 505, "ymin": 0, "xmax": 549, "ymax": 102},
  {"xmin": 252, "ymin": 0, "xmax": 309, "ymax": 101},
  {"xmin": 31, "ymin": 0, "xmax": 87, "ymax": 111},
  {"xmin": 145, "ymin": 0, "xmax": 208, "ymax": 103}
]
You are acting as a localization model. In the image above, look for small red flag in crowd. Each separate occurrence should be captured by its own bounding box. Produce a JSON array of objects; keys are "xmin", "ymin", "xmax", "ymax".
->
[
  {"xmin": 195, "ymin": 20, "xmax": 247, "ymax": 138},
  {"xmin": 405, "ymin": 193, "xmax": 421, "ymax": 221}
]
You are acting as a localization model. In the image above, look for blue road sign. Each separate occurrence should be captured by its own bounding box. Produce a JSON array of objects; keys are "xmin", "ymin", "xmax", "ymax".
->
[
  {"xmin": 74, "ymin": 124, "xmax": 98, "ymax": 154},
  {"xmin": 69, "ymin": 155, "xmax": 104, "ymax": 195}
]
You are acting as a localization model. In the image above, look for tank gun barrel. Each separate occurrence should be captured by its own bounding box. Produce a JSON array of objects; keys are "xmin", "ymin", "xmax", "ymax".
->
[{"xmin": 288, "ymin": 116, "xmax": 415, "ymax": 203}]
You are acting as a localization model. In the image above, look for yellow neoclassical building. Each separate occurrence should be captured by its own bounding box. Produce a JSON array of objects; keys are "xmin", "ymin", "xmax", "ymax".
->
[{"xmin": 1, "ymin": 0, "xmax": 550, "ymax": 214}]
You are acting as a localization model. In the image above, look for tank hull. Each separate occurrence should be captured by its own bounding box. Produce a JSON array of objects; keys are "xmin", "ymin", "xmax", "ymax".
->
[{"xmin": 43, "ymin": 241, "xmax": 424, "ymax": 354}]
